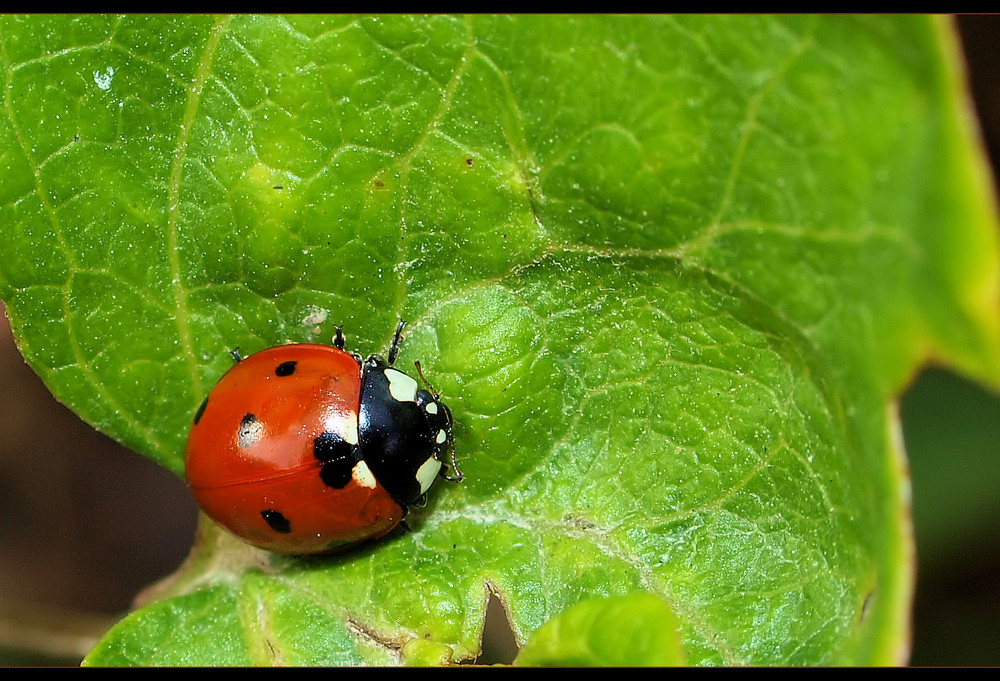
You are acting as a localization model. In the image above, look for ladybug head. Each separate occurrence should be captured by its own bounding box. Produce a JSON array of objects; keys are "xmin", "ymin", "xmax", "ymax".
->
[
  {"xmin": 416, "ymin": 388, "xmax": 452, "ymax": 449},
  {"xmin": 412, "ymin": 375, "xmax": 461, "ymax": 484}
]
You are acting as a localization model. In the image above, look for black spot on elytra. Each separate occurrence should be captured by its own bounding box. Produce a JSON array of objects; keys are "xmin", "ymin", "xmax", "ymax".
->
[
  {"xmin": 193, "ymin": 396, "xmax": 208, "ymax": 425},
  {"xmin": 313, "ymin": 431, "xmax": 351, "ymax": 462},
  {"xmin": 275, "ymin": 360, "xmax": 297, "ymax": 377},
  {"xmin": 314, "ymin": 431, "xmax": 355, "ymax": 488},
  {"xmin": 261, "ymin": 509, "xmax": 291, "ymax": 534},
  {"xmin": 321, "ymin": 459, "xmax": 354, "ymax": 489}
]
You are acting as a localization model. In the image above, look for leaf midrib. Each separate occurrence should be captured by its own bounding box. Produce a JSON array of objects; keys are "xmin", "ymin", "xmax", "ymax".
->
[{"xmin": 166, "ymin": 14, "xmax": 232, "ymax": 410}]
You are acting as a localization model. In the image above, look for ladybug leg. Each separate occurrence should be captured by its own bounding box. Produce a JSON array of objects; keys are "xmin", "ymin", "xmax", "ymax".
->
[
  {"xmin": 387, "ymin": 319, "xmax": 406, "ymax": 366},
  {"xmin": 229, "ymin": 348, "xmax": 242, "ymax": 363},
  {"xmin": 382, "ymin": 518, "xmax": 412, "ymax": 541},
  {"xmin": 334, "ymin": 325, "xmax": 345, "ymax": 350},
  {"xmin": 442, "ymin": 439, "xmax": 464, "ymax": 483}
]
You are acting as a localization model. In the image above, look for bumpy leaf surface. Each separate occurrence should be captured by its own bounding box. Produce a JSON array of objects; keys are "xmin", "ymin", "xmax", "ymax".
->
[{"xmin": 1, "ymin": 15, "xmax": 997, "ymax": 666}]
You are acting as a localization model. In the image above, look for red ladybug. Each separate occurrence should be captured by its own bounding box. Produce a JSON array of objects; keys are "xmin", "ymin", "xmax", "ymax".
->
[{"xmin": 184, "ymin": 322, "xmax": 461, "ymax": 555}]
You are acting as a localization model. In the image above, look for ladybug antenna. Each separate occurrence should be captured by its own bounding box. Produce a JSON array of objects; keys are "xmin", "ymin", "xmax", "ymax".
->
[
  {"xmin": 387, "ymin": 319, "xmax": 406, "ymax": 366},
  {"xmin": 413, "ymin": 360, "xmax": 439, "ymax": 399},
  {"xmin": 415, "ymin": 360, "xmax": 464, "ymax": 483},
  {"xmin": 334, "ymin": 325, "xmax": 345, "ymax": 350}
]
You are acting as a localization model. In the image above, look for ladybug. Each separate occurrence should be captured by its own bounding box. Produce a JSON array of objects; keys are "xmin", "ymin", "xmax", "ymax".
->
[{"xmin": 184, "ymin": 321, "xmax": 462, "ymax": 555}]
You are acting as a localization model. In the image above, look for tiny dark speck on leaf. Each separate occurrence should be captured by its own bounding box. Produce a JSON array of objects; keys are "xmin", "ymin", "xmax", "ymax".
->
[
  {"xmin": 465, "ymin": 158, "xmax": 474, "ymax": 166},
  {"xmin": 861, "ymin": 591, "xmax": 874, "ymax": 622},
  {"xmin": 273, "ymin": 185, "xmax": 283, "ymax": 190}
]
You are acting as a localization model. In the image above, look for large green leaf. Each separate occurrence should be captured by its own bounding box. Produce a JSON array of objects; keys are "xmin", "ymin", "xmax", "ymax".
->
[{"xmin": 1, "ymin": 15, "xmax": 997, "ymax": 666}]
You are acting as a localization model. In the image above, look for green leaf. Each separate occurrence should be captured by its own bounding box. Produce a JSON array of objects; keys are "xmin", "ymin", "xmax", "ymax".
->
[
  {"xmin": 513, "ymin": 593, "xmax": 686, "ymax": 667},
  {"xmin": 2, "ymin": 15, "xmax": 997, "ymax": 666}
]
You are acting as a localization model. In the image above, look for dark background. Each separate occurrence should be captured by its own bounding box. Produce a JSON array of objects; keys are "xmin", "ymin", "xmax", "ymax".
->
[
  {"xmin": 904, "ymin": 15, "xmax": 1000, "ymax": 667},
  {"xmin": 0, "ymin": 16, "xmax": 998, "ymax": 666}
]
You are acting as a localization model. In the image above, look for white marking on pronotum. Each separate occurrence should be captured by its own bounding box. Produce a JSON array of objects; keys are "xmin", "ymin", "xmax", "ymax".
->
[
  {"xmin": 328, "ymin": 412, "xmax": 358, "ymax": 446},
  {"xmin": 385, "ymin": 368, "xmax": 418, "ymax": 402},
  {"xmin": 425, "ymin": 402, "xmax": 439, "ymax": 415},
  {"xmin": 436, "ymin": 429, "xmax": 447, "ymax": 444},
  {"xmin": 416, "ymin": 456, "xmax": 442, "ymax": 494},
  {"xmin": 352, "ymin": 460, "xmax": 377, "ymax": 489}
]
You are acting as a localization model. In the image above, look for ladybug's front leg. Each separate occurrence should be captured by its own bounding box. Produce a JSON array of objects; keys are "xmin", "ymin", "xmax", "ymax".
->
[{"xmin": 387, "ymin": 319, "xmax": 406, "ymax": 366}]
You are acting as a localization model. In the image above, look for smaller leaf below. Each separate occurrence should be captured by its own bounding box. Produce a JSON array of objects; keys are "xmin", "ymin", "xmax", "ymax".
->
[{"xmin": 513, "ymin": 593, "xmax": 685, "ymax": 667}]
